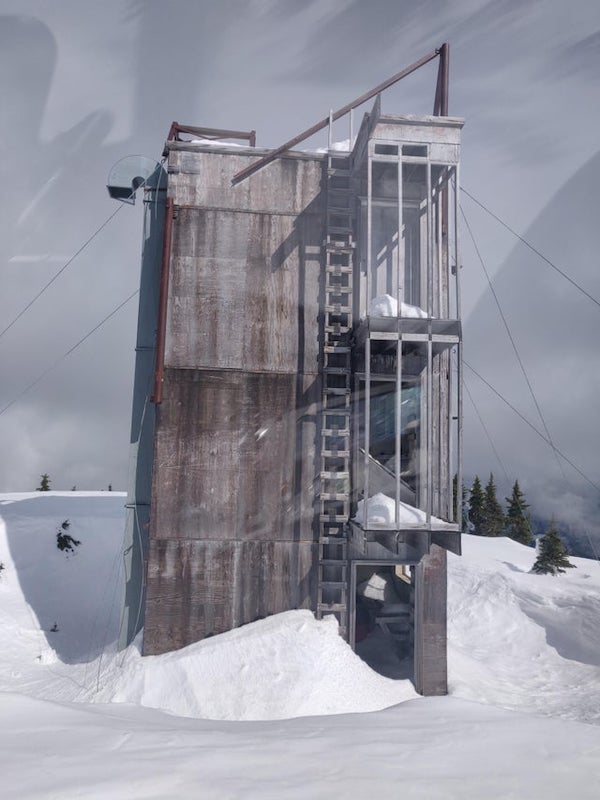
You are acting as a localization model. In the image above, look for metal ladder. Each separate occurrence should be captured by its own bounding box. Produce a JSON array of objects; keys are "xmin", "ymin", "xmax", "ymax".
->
[{"xmin": 317, "ymin": 152, "xmax": 354, "ymax": 639}]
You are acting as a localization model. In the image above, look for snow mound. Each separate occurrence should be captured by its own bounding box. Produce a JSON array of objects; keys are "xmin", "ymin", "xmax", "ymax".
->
[
  {"xmin": 368, "ymin": 293, "xmax": 427, "ymax": 319},
  {"xmin": 104, "ymin": 610, "xmax": 417, "ymax": 720},
  {"xmin": 353, "ymin": 492, "xmax": 454, "ymax": 529},
  {"xmin": 314, "ymin": 138, "xmax": 354, "ymax": 153},
  {"xmin": 2, "ymin": 493, "xmax": 600, "ymax": 727},
  {"xmin": 0, "ymin": 493, "xmax": 416, "ymax": 721},
  {"xmin": 448, "ymin": 534, "xmax": 600, "ymax": 724}
]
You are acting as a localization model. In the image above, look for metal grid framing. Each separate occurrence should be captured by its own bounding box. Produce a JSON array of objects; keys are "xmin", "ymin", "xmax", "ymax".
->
[{"xmin": 359, "ymin": 139, "xmax": 461, "ymax": 531}]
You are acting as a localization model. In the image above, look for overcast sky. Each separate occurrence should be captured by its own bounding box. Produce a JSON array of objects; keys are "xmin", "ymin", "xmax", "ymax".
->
[{"xmin": 1, "ymin": 0, "xmax": 599, "ymax": 539}]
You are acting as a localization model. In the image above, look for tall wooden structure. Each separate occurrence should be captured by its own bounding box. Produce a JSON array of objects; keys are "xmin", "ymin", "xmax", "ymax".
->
[
  {"xmin": 118, "ymin": 54, "xmax": 463, "ymax": 695},
  {"xmin": 143, "ymin": 145, "xmax": 325, "ymax": 654}
]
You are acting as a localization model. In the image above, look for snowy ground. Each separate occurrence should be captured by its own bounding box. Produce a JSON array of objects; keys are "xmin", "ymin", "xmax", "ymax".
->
[{"xmin": 1, "ymin": 493, "xmax": 599, "ymax": 798}]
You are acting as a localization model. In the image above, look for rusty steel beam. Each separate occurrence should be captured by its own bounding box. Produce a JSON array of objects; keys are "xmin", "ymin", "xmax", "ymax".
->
[
  {"xmin": 433, "ymin": 42, "xmax": 449, "ymax": 116},
  {"xmin": 164, "ymin": 123, "xmax": 256, "ymax": 156},
  {"xmin": 151, "ymin": 197, "xmax": 174, "ymax": 404},
  {"xmin": 232, "ymin": 46, "xmax": 443, "ymax": 185}
]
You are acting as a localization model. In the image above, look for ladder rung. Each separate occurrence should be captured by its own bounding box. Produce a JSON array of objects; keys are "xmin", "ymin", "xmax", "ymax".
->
[
  {"xmin": 323, "ymin": 345, "xmax": 351, "ymax": 353},
  {"xmin": 325, "ymin": 284, "xmax": 352, "ymax": 293},
  {"xmin": 318, "ymin": 603, "xmax": 347, "ymax": 612},
  {"xmin": 320, "ymin": 537, "xmax": 346, "ymax": 547},
  {"xmin": 320, "ymin": 451, "xmax": 350, "ymax": 460},
  {"xmin": 327, "ymin": 168, "xmax": 351, "ymax": 177},
  {"xmin": 323, "ymin": 366, "xmax": 350, "ymax": 375},
  {"xmin": 328, "ymin": 206, "xmax": 353, "ymax": 215},
  {"xmin": 324, "ymin": 387, "xmax": 350, "ymax": 396},
  {"xmin": 319, "ymin": 514, "xmax": 348, "ymax": 523},
  {"xmin": 328, "ymin": 225, "xmax": 353, "ymax": 234},
  {"xmin": 325, "ymin": 305, "xmax": 352, "ymax": 314},
  {"xmin": 327, "ymin": 200, "xmax": 351, "ymax": 210},
  {"xmin": 325, "ymin": 235, "xmax": 354, "ymax": 244},
  {"xmin": 322, "ymin": 429, "xmax": 350, "ymax": 437},
  {"xmin": 325, "ymin": 244, "xmax": 355, "ymax": 253},
  {"xmin": 320, "ymin": 492, "xmax": 349, "ymax": 501},
  {"xmin": 321, "ymin": 471, "xmax": 349, "ymax": 479}
]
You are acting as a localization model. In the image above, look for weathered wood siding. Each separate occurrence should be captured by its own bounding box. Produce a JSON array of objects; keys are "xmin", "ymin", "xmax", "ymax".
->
[{"xmin": 143, "ymin": 148, "xmax": 325, "ymax": 654}]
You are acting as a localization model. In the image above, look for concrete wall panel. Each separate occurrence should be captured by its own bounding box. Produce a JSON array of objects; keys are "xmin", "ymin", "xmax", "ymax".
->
[
  {"xmin": 143, "ymin": 538, "xmax": 316, "ymax": 654},
  {"xmin": 165, "ymin": 208, "xmax": 322, "ymax": 372},
  {"xmin": 150, "ymin": 369, "xmax": 319, "ymax": 543},
  {"xmin": 167, "ymin": 148, "xmax": 326, "ymax": 214}
]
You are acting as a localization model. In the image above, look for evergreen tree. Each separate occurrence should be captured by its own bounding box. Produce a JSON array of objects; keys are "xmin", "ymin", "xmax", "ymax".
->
[
  {"xmin": 505, "ymin": 480, "xmax": 533, "ymax": 546},
  {"xmin": 36, "ymin": 473, "xmax": 51, "ymax": 492},
  {"xmin": 481, "ymin": 473, "xmax": 504, "ymax": 536},
  {"xmin": 531, "ymin": 520, "xmax": 576, "ymax": 575},
  {"xmin": 468, "ymin": 476, "xmax": 485, "ymax": 535}
]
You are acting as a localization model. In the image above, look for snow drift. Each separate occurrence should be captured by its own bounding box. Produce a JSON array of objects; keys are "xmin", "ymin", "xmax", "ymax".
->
[{"xmin": 1, "ymin": 492, "xmax": 600, "ymax": 727}]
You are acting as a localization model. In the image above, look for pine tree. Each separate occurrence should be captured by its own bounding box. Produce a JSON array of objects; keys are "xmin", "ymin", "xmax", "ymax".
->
[
  {"xmin": 505, "ymin": 480, "xmax": 533, "ymax": 546},
  {"xmin": 468, "ymin": 476, "xmax": 485, "ymax": 535},
  {"xmin": 531, "ymin": 520, "xmax": 576, "ymax": 575},
  {"xmin": 481, "ymin": 473, "xmax": 504, "ymax": 536},
  {"xmin": 36, "ymin": 473, "xmax": 51, "ymax": 492}
]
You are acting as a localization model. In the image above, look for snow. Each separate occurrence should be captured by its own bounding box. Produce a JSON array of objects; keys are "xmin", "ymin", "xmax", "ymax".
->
[
  {"xmin": 368, "ymin": 293, "xmax": 428, "ymax": 319},
  {"xmin": 314, "ymin": 138, "xmax": 354, "ymax": 153},
  {"xmin": 2, "ymin": 492, "xmax": 600, "ymax": 798},
  {"xmin": 354, "ymin": 491, "xmax": 455, "ymax": 529},
  {"xmin": 449, "ymin": 534, "xmax": 600, "ymax": 725},
  {"xmin": 190, "ymin": 138, "xmax": 251, "ymax": 148}
]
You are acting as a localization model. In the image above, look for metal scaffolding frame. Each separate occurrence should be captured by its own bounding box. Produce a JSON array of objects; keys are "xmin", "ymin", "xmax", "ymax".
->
[{"xmin": 354, "ymin": 118, "xmax": 462, "ymax": 540}]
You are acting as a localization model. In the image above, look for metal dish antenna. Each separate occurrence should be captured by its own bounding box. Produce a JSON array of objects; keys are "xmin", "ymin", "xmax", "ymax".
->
[{"xmin": 107, "ymin": 155, "xmax": 166, "ymax": 204}]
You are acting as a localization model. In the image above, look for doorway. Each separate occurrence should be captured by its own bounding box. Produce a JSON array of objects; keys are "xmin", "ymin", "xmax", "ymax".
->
[{"xmin": 350, "ymin": 560, "xmax": 415, "ymax": 681}]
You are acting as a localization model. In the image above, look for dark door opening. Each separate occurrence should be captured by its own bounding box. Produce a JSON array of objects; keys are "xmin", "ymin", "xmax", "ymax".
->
[{"xmin": 351, "ymin": 561, "xmax": 415, "ymax": 682}]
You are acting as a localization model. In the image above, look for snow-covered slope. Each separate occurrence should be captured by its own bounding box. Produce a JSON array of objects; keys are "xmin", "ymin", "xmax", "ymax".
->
[
  {"xmin": 0, "ymin": 493, "xmax": 417, "ymax": 719},
  {"xmin": 1, "ymin": 493, "xmax": 600, "ymax": 798},
  {"xmin": 449, "ymin": 535, "xmax": 600, "ymax": 724}
]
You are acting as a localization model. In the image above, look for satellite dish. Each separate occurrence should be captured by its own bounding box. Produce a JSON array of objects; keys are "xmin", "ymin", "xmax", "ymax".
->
[{"xmin": 106, "ymin": 155, "xmax": 166, "ymax": 204}]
